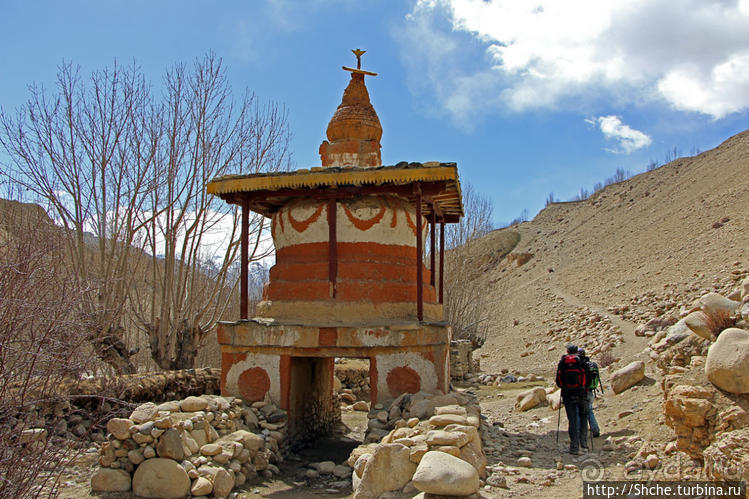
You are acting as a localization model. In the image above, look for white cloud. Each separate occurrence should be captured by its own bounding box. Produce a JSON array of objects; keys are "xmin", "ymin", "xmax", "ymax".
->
[
  {"xmin": 587, "ymin": 115, "xmax": 652, "ymax": 154},
  {"xmin": 400, "ymin": 0, "xmax": 749, "ymax": 120}
]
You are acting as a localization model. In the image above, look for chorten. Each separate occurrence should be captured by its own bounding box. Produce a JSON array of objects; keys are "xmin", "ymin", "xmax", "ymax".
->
[{"xmin": 207, "ymin": 50, "xmax": 463, "ymax": 446}]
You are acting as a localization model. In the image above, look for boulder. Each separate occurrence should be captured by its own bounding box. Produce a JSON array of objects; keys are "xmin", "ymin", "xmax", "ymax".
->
[
  {"xmin": 548, "ymin": 389, "xmax": 562, "ymax": 410},
  {"xmin": 700, "ymin": 292, "xmax": 740, "ymax": 316},
  {"xmin": 741, "ymin": 277, "xmax": 749, "ymax": 300},
  {"xmin": 180, "ymin": 396, "xmax": 208, "ymax": 412},
  {"xmin": 132, "ymin": 458, "xmax": 190, "ymax": 498},
  {"xmin": 610, "ymin": 361, "xmax": 646, "ymax": 394},
  {"xmin": 90, "ymin": 468, "xmax": 131, "ymax": 492},
  {"xmin": 213, "ymin": 467, "xmax": 234, "ymax": 498},
  {"xmin": 706, "ymin": 328, "xmax": 749, "ymax": 394},
  {"xmin": 683, "ymin": 311, "xmax": 713, "ymax": 340},
  {"xmin": 191, "ymin": 476, "xmax": 213, "ymax": 496},
  {"xmin": 354, "ymin": 443, "xmax": 417, "ymax": 498},
  {"xmin": 515, "ymin": 387, "xmax": 546, "ymax": 411},
  {"xmin": 129, "ymin": 402, "xmax": 159, "ymax": 424},
  {"xmin": 106, "ymin": 418, "xmax": 133, "ymax": 440},
  {"xmin": 429, "ymin": 414, "xmax": 467, "ymax": 426},
  {"xmin": 411, "ymin": 451, "xmax": 480, "ymax": 496},
  {"xmin": 156, "ymin": 428, "xmax": 185, "ymax": 460},
  {"xmin": 352, "ymin": 401, "xmax": 369, "ymax": 411}
]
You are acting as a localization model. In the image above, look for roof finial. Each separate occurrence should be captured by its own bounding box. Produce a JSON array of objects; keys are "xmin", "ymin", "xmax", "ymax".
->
[{"xmin": 343, "ymin": 48, "xmax": 378, "ymax": 77}]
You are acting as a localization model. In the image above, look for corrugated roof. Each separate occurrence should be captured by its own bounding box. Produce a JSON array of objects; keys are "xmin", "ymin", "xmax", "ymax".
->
[{"xmin": 207, "ymin": 162, "xmax": 463, "ymax": 220}]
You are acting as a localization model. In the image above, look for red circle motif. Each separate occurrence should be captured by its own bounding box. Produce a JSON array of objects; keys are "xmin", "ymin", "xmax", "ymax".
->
[
  {"xmin": 238, "ymin": 367, "xmax": 271, "ymax": 401},
  {"xmin": 386, "ymin": 366, "xmax": 421, "ymax": 398}
]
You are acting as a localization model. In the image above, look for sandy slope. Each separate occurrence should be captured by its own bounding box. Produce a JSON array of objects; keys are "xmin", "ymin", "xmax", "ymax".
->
[{"xmin": 474, "ymin": 129, "xmax": 749, "ymax": 376}]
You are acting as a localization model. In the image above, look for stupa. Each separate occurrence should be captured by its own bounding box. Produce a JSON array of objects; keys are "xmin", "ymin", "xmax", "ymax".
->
[{"xmin": 207, "ymin": 50, "xmax": 463, "ymax": 445}]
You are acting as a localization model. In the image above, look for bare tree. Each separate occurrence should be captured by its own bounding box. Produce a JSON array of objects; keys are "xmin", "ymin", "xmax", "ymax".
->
[
  {"xmin": 0, "ymin": 62, "xmax": 157, "ymax": 373},
  {"xmin": 443, "ymin": 184, "xmax": 494, "ymax": 349},
  {"xmin": 133, "ymin": 54, "xmax": 291, "ymax": 370},
  {"xmin": 0, "ymin": 201, "xmax": 95, "ymax": 497}
]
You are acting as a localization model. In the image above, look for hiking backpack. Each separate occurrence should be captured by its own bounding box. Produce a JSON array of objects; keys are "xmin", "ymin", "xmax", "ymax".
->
[
  {"xmin": 586, "ymin": 361, "xmax": 601, "ymax": 392},
  {"xmin": 556, "ymin": 354, "xmax": 587, "ymax": 390}
]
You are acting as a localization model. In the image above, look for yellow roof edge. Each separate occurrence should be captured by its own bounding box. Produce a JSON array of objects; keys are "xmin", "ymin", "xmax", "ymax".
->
[{"xmin": 207, "ymin": 165, "xmax": 459, "ymax": 195}]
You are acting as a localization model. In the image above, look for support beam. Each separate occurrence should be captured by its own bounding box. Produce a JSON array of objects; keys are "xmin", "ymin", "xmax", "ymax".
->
[
  {"xmin": 327, "ymin": 198, "xmax": 338, "ymax": 298},
  {"xmin": 439, "ymin": 218, "xmax": 445, "ymax": 304},
  {"xmin": 240, "ymin": 199, "xmax": 249, "ymax": 320},
  {"xmin": 430, "ymin": 208, "xmax": 436, "ymax": 286},
  {"xmin": 415, "ymin": 184, "xmax": 423, "ymax": 321}
]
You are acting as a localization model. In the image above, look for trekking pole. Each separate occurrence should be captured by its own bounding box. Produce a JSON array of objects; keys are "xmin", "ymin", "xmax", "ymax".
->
[{"xmin": 556, "ymin": 401, "xmax": 561, "ymax": 445}]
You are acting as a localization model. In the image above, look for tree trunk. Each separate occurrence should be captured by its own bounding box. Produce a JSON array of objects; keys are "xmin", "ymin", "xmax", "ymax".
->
[
  {"xmin": 147, "ymin": 320, "xmax": 201, "ymax": 371},
  {"xmin": 88, "ymin": 326, "xmax": 137, "ymax": 375}
]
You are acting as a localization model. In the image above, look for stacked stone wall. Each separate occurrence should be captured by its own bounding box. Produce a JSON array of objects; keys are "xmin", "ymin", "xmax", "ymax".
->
[
  {"xmin": 450, "ymin": 340, "xmax": 475, "ymax": 380},
  {"xmin": 91, "ymin": 394, "xmax": 286, "ymax": 496}
]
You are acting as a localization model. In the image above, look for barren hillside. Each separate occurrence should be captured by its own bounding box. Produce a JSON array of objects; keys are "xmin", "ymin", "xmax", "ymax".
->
[{"xmin": 475, "ymin": 129, "xmax": 749, "ymax": 375}]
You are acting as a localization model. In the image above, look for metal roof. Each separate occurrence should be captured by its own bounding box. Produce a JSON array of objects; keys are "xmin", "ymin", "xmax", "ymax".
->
[{"xmin": 207, "ymin": 162, "xmax": 463, "ymax": 221}]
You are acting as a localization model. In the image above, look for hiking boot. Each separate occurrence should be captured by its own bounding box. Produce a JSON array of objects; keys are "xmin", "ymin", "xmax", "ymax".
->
[
  {"xmin": 566, "ymin": 448, "xmax": 580, "ymax": 455},
  {"xmin": 592, "ymin": 431, "xmax": 600, "ymax": 438}
]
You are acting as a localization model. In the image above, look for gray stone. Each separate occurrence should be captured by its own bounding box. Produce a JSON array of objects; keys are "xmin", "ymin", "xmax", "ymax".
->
[
  {"xmin": 156, "ymin": 428, "xmax": 185, "ymax": 460},
  {"xmin": 130, "ymin": 402, "xmax": 159, "ymax": 424}
]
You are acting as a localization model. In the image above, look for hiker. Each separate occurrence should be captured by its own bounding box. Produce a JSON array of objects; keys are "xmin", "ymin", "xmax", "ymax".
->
[
  {"xmin": 578, "ymin": 348, "xmax": 601, "ymax": 437},
  {"xmin": 555, "ymin": 344, "xmax": 589, "ymax": 454}
]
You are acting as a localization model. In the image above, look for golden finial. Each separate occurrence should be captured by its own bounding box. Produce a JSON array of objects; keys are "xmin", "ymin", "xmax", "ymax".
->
[{"xmin": 343, "ymin": 48, "xmax": 377, "ymax": 76}]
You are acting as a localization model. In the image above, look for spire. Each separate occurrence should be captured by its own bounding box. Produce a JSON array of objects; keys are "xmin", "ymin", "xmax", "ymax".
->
[{"xmin": 320, "ymin": 50, "xmax": 382, "ymax": 167}]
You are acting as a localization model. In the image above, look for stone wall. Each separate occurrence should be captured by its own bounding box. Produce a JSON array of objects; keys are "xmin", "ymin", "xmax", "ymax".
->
[
  {"xmin": 349, "ymin": 390, "xmax": 487, "ymax": 497},
  {"xmin": 450, "ymin": 340, "xmax": 475, "ymax": 380},
  {"xmin": 91, "ymin": 394, "xmax": 286, "ymax": 497}
]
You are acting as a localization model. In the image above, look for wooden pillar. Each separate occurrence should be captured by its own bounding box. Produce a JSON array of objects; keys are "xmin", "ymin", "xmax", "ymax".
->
[
  {"xmin": 327, "ymin": 198, "xmax": 337, "ymax": 298},
  {"xmin": 430, "ymin": 208, "xmax": 436, "ymax": 286},
  {"xmin": 415, "ymin": 184, "xmax": 423, "ymax": 321},
  {"xmin": 439, "ymin": 217, "xmax": 445, "ymax": 304},
  {"xmin": 240, "ymin": 199, "xmax": 249, "ymax": 320}
]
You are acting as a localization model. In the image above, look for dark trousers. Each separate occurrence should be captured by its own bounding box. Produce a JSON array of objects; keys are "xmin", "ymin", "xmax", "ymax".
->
[{"xmin": 563, "ymin": 397, "xmax": 589, "ymax": 452}]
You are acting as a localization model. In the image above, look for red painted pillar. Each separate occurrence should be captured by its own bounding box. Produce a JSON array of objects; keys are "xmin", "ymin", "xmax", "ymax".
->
[
  {"xmin": 415, "ymin": 184, "xmax": 423, "ymax": 321},
  {"xmin": 439, "ymin": 218, "xmax": 445, "ymax": 304},
  {"xmin": 430, "ymin": 208, "xmax": 436, "ymax": 286},
  {"xmin": 240, "ymin": 199, "xmax": 249, "ymax": 319}
]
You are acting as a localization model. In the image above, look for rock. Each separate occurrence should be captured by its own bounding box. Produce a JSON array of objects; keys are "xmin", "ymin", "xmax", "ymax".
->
[
  {"xmin": 130, "ymin": 402, "xmax": 159, "ymax": 424},
  {"xmin": 429, "ymin": 414, "xmax": 467, "ymax": 426},
  {"xmin": 156, "ymin": 428, "xmax": 185, "ymax": 460},
  {"xmin": 434, "ymin": 405, "xmax": 467, "ymax": 416},
  {"xmin": 191, "ymin": 476, "xmax": 213, "ymax": 495},
  {"xmin": 180, "ymin": 396, "xmax": 209, "ymax": 412},
  {"xmin": 703, "ymin": 428, "xmax": 749, "ymax": 481},
  {"xmin": 411, "ymin": 451, "xmax": 479, "ymax": 496},
  {"xmin": 352, "ymin": 401, "xmax": 369, "ymax": 411},
  {"xmin": 517, "ymin": 456, "xmax": 532, "ymax": 467},
  {"xmin": 684, "ymin": 311, "xmax": 713, "ymax": 340},
  {"xmin": 19, "ymin": 428, "xmax": 47, "ymax": 445},
  {"xmin": 200, "ymin": 443, "xmax": 221, "ymax": 456},
  {"xmin": 333, "ymin": 464, "xmax": 352, "ymax": 478},
  {"xmin": 318, "ymin": 461, "xmax": 335, "ymax": 474},
  {"xmin": 548, "ymin": 389, "xmax": 562, "ymax": 411},
  {"xmin": 132, "ymin": 458, "xmax": 190, "ymax": 498},
  {"xmin": 706, "ymin": 328, "xmax": 749, "ymax": 393},
  {"xmin": 487, "ymin": 473, "xmax": 507, "ymax": 488},
  {"xmin": 213, "ymin": 467, "xmax": 234, "ymax": 498},
  {"xmin": 515, "ymin": 387, "xmax": 546, "ymax": 411},
  {"xmin": 106, "ymin": 418, "xmax": 133, "ymax": 440},
  {"xmin": 610, "ymin": 361, "xmax": 646, "ymax": 394},
  {"xmin": 425, "ymin": 430, "xmax": 468, "ymax": 447},
  {"xmin": 699, "ymin": 292, "xmax": 741, "ymax": 316},
  {"xmin": 354, "ymin": 444, "xmax": 417, "ymax": 498},
  {"xmin": 91, "ymin": 468, "xmax": 131, "ymax": 492},
  {"xmin": 644, "ymin": 454, "xmax": 659, "ymax": 469},
  {"xmin": 409, "ymin": 398, "xmax": 435, "ymax": 419}
]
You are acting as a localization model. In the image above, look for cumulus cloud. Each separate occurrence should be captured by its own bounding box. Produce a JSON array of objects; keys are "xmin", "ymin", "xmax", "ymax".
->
[
  {"xmin": 400, "ymin": 0, "xmax": 749, "ymax": 120},
  {"xmin": 586, "ymin": 116, "xmax": 652, "ymax": 154}
]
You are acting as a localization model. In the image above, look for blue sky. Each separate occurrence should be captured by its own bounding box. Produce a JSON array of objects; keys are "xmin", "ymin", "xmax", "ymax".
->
[{"xmin": 2, "ymin": 0, "xmax": 748, "ymax": 225}]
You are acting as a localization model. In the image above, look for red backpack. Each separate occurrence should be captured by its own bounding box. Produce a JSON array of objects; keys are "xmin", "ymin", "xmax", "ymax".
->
[{"xmin": 557, "ymin": 354, "xmax": 587, "ymax": 389}]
